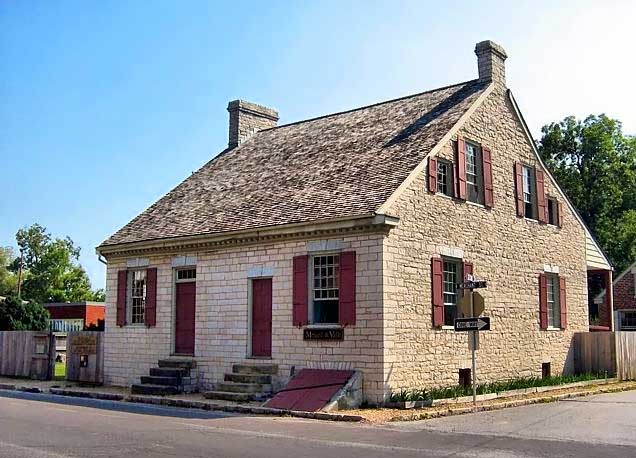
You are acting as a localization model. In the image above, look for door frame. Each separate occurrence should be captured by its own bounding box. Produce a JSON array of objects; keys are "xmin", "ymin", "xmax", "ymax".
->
[
  {"xmin": 247, "ymin": 277, "xmax": 273, "ymax": 359},
  {"xmin": 171, "ymin": 266, "xmax": 197, "ymax": 356}
]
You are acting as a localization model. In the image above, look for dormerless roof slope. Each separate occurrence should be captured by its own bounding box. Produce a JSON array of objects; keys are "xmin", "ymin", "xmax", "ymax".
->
[{"xmin": 101, "ymin": 79, "xmax": 488, "ymax": 247}]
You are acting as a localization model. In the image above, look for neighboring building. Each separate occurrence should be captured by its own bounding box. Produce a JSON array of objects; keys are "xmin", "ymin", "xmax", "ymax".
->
[
  {"xmin": 44, "ymin": 302, "xmax": 105, "ymax": 332},
  {"xmin": 596, "ymin": 260, "xmax": 636, "ymax": 331},
  {"xmin": 96, "ymin": 40, "xmax": 612, "ymax": 403}
]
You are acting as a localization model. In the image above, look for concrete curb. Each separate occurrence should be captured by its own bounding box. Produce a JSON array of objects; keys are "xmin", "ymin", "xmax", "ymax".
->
[
  {"xmin": 388, "ymin": 382, "xmax": 636, "ymax": 422},
  {"xmin": 0, "ymin": 384, "xmax": 362, "ymax": 422}
]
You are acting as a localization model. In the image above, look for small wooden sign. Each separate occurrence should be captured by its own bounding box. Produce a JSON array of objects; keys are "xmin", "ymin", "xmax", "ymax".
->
[
  {"xmin": 303, "ymin": 327, "xmax": 344, "ymax": 341},
  {"xmin": 71, "ymin": 334, "xmax": 98, "ymax": 354}
]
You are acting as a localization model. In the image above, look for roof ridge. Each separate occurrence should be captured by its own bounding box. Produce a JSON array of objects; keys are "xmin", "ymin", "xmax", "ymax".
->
[{"xmin": 261, "ymin": 79, "xmax": 480, "ymax": 132}]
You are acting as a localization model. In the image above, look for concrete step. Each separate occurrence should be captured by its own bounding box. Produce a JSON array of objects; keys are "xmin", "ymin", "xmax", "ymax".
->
[
  {"xmin": 140, "ymin": 375, "xmax": 180, "ymax": 386},
  {"xmin": 224, "ymin": 373, "xmax": 272, "ymax": 384},
  {"xmin": 131, "ymin": 383, "xmax": 179, "ymax": 396},
  {"xmin": 158, "ymin": 358, "xmax": 196, "ymax": 369},
  {"xmin": 149, "ymin": 367, "xmax": 189, "ymax": 378},
  {"xmin": 202, "ymin": 390, "xmax": 253, "ymax": 402},
  {"xmin": 216, "ymin": 382, "xmax": 271, "ymax": 394},
  {"xmin": 232, "ymin": 363, "xmax": 278, "ymax": 375}
]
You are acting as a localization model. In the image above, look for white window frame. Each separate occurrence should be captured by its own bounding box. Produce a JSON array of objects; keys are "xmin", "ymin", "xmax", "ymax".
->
[
  {"xmin": 128, "ymin": 269, "xmax": 147, "ymax": 325},
  {"xmin": 546, "ymin": 273, "xmax": 561, "ymax": 329},
  {"xmin": 175, "ymin": 267, "xmax": 196, "ymax": 283},
  {"xmin": 465, "ymin": 142, "xmax": 483, "ymax": 204},
  {"xmin": 309, "ymin": 253, "xmax": 340, "ymax": 325},
  {"xmin": 436, "ymin": 159, "xmax": 454, "ymax": 197},
  {"xmin": 442, "ymin": 257, "xmax": 462, "ymax": 327},
  {"xmin": 522, "ymin": 165, "xmax": 537, "ymax": 220}
]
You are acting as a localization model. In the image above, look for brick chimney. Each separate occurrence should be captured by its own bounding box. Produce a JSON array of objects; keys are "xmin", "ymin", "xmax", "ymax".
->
[
  {"xmin": 227, "ymin": 100, "xmax": 279, "ymax": 149},
  {"xmin": 475, "ymin": 40, "xmax": 508, "ymax": 87}
]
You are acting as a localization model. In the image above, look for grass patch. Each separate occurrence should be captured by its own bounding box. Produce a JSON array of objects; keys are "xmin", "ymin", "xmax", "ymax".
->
[
  {"xmin": 389, "ymin": 372, "xmax": 608, "ymax": 402},
  {"xmin": 54, "ymin": 362, "xmax": 66, "ymax": 379}
]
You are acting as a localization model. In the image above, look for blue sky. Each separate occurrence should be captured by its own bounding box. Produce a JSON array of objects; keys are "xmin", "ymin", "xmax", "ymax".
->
[{"xmin": 1, "ymin": 0, "xmax": 635, "ymax": 289}]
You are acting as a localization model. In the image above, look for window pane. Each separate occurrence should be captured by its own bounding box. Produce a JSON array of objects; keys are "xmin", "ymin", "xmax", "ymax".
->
[
  {"xmin": 443, "ymin": 260, "xmax": 461, "ymax": 326},
  {"xmin": 311, "ymin": 255, "xmax": 340, "ymax": 324},
  {"xmin": 130, "ymin": 270, "xmax": 146, "ymax": 324}
]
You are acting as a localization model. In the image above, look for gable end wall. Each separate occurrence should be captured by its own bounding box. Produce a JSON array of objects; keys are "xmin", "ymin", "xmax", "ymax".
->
[{"xmin": 381, "ymin": 86, "xmax": 588, "ymax": 396}]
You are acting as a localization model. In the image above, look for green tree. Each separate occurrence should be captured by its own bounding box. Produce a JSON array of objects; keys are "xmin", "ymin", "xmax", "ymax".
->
[
  {"xmin": 538, "ymin": 115, "xmax": 636, "ymax": 272},
  {"xmin": 0, "ymin": 295, "xmax": 50, "ymax": 331},
  {"xmin": 12, "ymin": 224, "xmax": 103, "ymax": 304},
  {"xmin": 0, "ymin": 247, "xmax": 18, "ymax": 297}
]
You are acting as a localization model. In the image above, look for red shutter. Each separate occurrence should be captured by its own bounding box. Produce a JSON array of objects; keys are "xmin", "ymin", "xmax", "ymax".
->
[
  {"xmin": 428, "ymin": 156, "xmax": 437, "ymax": 193},
  {"xmin": 514, "ymin": 161, "xmax": 524, "ymax": 217},
  {"xmin": 482, "ymin": 146, "xmax": 494, "ymax": 208},
  {"xmin": 116, "ymin": 270, "xmax": 127, "ymax": 327},
  {"xmin": 145, "ymin": 267, "xmax": 157, "ymax": 327},
  {"xmin": 539, "ymin": 273, "xmax": 548, "ymax": 330},
  {"xmin": 431, "ymin": 258, "xmax": 444, "ymax": 327},
  {"xmin": 558, "ymin": 201, "xmax": 564, "ymax": 227},
  {"xmin": 536, "ymin": 169, "xmax": 547, "ymax": 223},
  {"xmin": 456, "ymin": 138, "xmax": 467, "ymax": 200},
  {"xmin": 559, "ymin": 277, "xmax": 567, "ymax": 329},
  {"xmin": 292, "ymin": 255, "xmax": 309, "ymax": 327},
  {"xmin": 339, "ymin": 251, "xmax": 356, "ymax": 326}
]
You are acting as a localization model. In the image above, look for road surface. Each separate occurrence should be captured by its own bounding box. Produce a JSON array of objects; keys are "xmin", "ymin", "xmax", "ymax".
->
[{"xmin": 0, "ymin": 389, "xmax": 634, "ymax": 457}]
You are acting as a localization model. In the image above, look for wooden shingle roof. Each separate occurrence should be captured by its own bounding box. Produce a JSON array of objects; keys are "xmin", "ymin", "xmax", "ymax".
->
[{"xmin": 101, "ymin": 79, "xmax": 488, "ymax": 247}]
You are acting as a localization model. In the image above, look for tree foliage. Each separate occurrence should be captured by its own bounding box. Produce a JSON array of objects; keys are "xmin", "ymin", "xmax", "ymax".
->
[
  {"xmin": 0, "ymin": 295, "xmax": 50, "ymax": 331},
  {"xmin": 0, "ymin": 247, "xmax": 18, "ymax": 297},
  {"xmin": 9, "ymin": 224, "xmax": 103, "ymax": 304},
  {"xmin": 538, "ymin": 115, "xmax": 636, "ymax": 272}
]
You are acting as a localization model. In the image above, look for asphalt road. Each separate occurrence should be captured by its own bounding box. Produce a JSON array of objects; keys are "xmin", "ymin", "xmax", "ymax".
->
[{"xmin": 0, "ymin": 389, "xmax": 634, "ymax": 458}]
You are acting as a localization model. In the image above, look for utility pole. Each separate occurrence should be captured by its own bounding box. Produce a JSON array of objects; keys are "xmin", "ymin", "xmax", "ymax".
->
[{"xmin": 470, "ymin": 289, "xmax": 477, "ymax": 405}]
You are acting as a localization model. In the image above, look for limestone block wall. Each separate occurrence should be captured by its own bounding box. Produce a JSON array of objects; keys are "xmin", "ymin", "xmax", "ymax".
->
[
  {"xmin": 103, "ymin": 233, "xmax": 386, "ymax": 402},
  {"xmin": 381, "ymin": 87, "xmax": 589, "ymax": 397}
]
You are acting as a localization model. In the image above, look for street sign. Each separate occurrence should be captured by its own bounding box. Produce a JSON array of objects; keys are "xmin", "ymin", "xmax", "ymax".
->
[
  {"xmin": 457, "ymin": 280, "xmax": 487, "ymax": 289},
  {"xmin": 454, "ymin": 316, "xmax": 490, "ymax": 332}
]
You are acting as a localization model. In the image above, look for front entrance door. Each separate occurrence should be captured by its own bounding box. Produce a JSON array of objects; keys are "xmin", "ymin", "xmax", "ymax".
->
[
  {"xmin": 175, "ymin": 281, "xmax": 196, "ymax": 355},
  {"xmin": 251, "ymin": 278, "xmax": 272, "ymax": 357}
]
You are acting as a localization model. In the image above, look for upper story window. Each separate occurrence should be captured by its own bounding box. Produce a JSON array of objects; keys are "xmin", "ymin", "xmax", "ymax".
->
[
  {"xmin": 129, "ymin": 269, "xmax": 147, "ymax": 325},
  {"xmin": 546, "ymin": 273, "xmax": 561, "ymax": 329},
  {"xmin": 176, "ymin": 268, "xmax": 196, "ymax": 281},
  {"xmin": 547, "ymin": 197, "xmax": 559, "ymax": 226},
  {"xmin": 437, "ymin": 159, "xmax": 454, "ymax": 197},
  {"xmin": 522, "ymin": 165, "xmax": 537, "ymax": 219},
  {"xmin": 443, "ymin": 258, "xmax": 462, "ymax": 327},
  {"xmin": 465, "ymin": 142, "xmax": 483, "ymax": 204},
  {"xmin": 311, "ymin": 254, "xmax": 340, "ymax": 324}
]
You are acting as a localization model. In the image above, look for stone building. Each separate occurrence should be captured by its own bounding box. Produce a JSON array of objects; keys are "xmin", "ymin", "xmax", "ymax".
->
[{"xmin": 96, "ymin": 40, "xmax": 612, "ymax": 403}]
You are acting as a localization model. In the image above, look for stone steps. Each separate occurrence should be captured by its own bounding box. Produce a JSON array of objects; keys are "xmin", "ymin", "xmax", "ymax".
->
[
  {"xmin": 131, "ymin": 383, "xmax": 179, "ymax": 396},
  {"xmin": 158, "ymin": 359, "xmax": 196, "ymax": 369},
  {"xmin": 232, "ymin": 363, "xmax": 278, "ymax": 375},
  {"xmin": 140, "ymin": 375, "xmax": 180, "ymax": 386},
  {"xmin": 216, "ymin": 381, "xmax": 272, "ymax": 394},
  {"xmin": 224, "ymin": 373, "xmax": 272, "ymax": 384},
  {"xmin": 203, "ymin": 390, "xmax": 253, "ymax": 402},
  {"xmin": 149, "ymin": 367, "xmax": 189, "ymax": 378}
]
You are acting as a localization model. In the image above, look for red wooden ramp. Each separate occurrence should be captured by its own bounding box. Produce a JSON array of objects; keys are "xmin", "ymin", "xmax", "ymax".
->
[{"xmin": 264, "ymin": 369, "xmax": 354, "ymax": 412}]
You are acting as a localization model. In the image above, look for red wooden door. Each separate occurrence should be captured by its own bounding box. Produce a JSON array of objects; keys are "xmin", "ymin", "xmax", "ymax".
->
[
  {"xmin": 251, "ymin": 278, "xmax": 272, "ymax": 357},
  {"xmin": 175, "ymin": 281, "xmax": 196, "ymax": 355}
]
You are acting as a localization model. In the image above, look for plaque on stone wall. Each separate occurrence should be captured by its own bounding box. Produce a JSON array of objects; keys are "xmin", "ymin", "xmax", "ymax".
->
[{"xmin": 303, "ymin": 327, "xmax": 344, "ymax": 341}]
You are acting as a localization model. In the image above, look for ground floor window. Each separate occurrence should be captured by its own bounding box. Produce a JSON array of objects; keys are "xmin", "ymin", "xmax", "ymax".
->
[
  {"xmin": 620, "ymin": 311, "xmax": 636, "ymax": 330},
  {"xmin": 311, "ymin": 254, "xmax": 340, "ymax": 324},
  {"xmin": 443, "ymin": 258, "xmax": 462, "ymax": 327},
  {"xmin": 128, "ymin": 269, "xmax": 147, "ymax": 325},
  {"xmin": 546, "ymin": 274, "xmax": 561, "ymax": 328}
]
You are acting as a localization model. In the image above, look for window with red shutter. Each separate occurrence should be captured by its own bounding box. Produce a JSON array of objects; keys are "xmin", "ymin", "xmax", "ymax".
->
[
  {"xmin": 539, "ymin": 273, "xmax": 548, "ymax": 330},
  {"xmin": 428, "ymin": 157, "xmax": 437, "ymax": 193},
  {"xmin": 339, "ymin": 251, "xmax": 356, "ymax": 326},
  {"xmin": 482, "ymin": 146, "xmax": 494, "ymax": 208},
  {"xmin": 116, "ymin": 270, "xmax": 127, "ymax": 327},
  {"xmin": 292, "ymin": 255, "xmax": 309, "ymax": 326},
  {"xmin": 431, "ymin": 258, "xmax": 444, "ymax": 327},
  {"xmin": 145, "ymin": 268, "xmax": 157, "ymax": 327}
]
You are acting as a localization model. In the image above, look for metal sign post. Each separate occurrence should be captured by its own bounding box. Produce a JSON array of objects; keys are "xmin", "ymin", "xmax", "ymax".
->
[{"xmin": 455, "ymin": 277, "xmax": 489, "ymax": 407}]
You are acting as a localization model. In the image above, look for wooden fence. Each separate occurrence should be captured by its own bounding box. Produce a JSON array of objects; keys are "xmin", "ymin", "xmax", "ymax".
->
[
  {"xmin": 0, "ymin": 331, "xmax": 55, "ymax": 380},
  {"xmin": 65, "ymin": 331, "xmax": 104, "ymax": 384},
  {"xmin": 573, "ymin": 331, "xmax": 636, "ymax": 380}
]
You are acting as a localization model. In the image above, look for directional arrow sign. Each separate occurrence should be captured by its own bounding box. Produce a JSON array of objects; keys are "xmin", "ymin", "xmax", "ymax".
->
[{"xmin": 454, "ymin": 316, "xmax": 490, "ymax": 332}]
